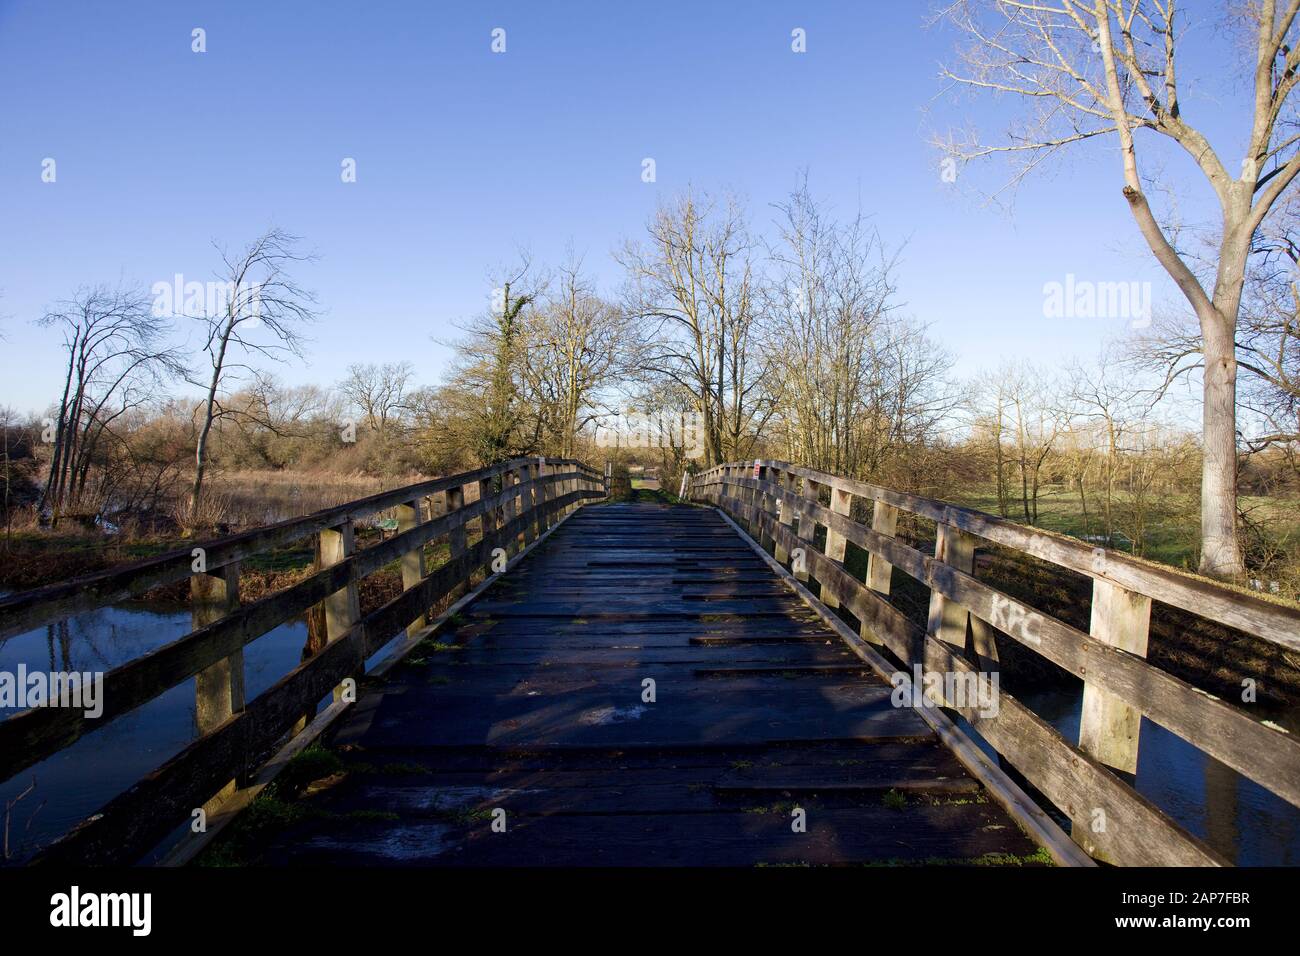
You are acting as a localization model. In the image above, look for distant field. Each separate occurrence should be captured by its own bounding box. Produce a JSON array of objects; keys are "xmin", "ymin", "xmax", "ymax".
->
[{"xmin": 945, "ymin": 483, "xmax": 1300, "ymax": 572}]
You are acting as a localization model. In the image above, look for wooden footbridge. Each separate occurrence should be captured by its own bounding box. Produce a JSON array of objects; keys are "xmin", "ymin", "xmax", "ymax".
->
[{"xmin": 2, "ymin": 457, "xmax": 1298, "ymax": 866}]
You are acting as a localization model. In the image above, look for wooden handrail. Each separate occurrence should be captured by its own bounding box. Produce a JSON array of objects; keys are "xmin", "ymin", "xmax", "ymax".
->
[
  {"xmin": 0, "ymin": 457, "xmax": 606, "ymax": 865},
  {"xmin": 691, "ymin": 459, "xmax": 1300, "ymax": 652},
  {"xmin": 686, "ymin": 460, "xmax": 1300, "ymax": 866},
  {"xmin": 0, "ymin": 457, "xmax": 603, "ymax": 642}
]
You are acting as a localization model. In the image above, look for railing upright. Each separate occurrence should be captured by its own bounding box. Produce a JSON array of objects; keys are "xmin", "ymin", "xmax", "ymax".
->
[{"xmin": 692, "ymin": 457, "xmax": 1300, "ymax": 867}]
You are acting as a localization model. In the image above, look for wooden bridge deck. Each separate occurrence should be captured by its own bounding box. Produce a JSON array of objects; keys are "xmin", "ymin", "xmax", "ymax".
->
[{"xmin": 233, "ymin": 502, "xmax": 1041, "ymax": 866}]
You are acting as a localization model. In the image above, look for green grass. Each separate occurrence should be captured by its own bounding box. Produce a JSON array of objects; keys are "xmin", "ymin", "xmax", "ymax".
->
[
  {"xmin": 444, "ymin": 805, "xmax": 496, "ymax": 825},
  {"xmin": 882, "ymin": 789, "xmax": 908, "ymax": 811},
  {"xmin": 949, "ymin": 484, "xmax": 1198, "ymax": 565},
  {"xmin": 241, "ymin": 545, "xmax": 315, "ymax": 574},
  {"xmin": 864, "ymin": 846, "xmax": 1055, "ymax": 867},
  {"xmin": 198, "ymin": 744, "xmax": 431, "ymax": 865},
  {"xmin": 277, "ymin": 744, "xmax": 345, "ymax": 797},
  {"xmin": 932, "ymin": 482, "xmax": 1300, "ymax": 572}
]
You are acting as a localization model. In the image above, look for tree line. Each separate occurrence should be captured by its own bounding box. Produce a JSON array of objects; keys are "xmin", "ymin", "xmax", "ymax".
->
[{"xmin": 1, "ymin": 178, "xmax": 1298, "ymax": 586}]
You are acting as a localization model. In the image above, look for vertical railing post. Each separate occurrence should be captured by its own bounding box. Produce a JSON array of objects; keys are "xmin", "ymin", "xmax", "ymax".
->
[
  {"xmin": 604, "ymin": 461, "xmax": 612, "ymax": 497},
  {"xmin": 822, "ymin": 482, "xmax": 853, "ymax": 610},
  {"xmin": 396, "ymin": 498, "xmax": 426, "ymax": 637},
  {"xmin": 521, "ymin": 461, "xmax": 540, "ymax": 546},
  {"xmin": 865, "ymin": 500, "xmax": 899, "ymax": 595},
  {"xmin": 793, "ymin": 475, "xmax": 820, "ymax": 583},
  {"xmin": 446, "ymin": 483, "xmax": 467, "ymax": 600},
  {"xmin": 319, "ymin": 520, "xmax": 361, "ymax": 703},
  {"xmin": 774, "ymin": 468, "xmax": 794, "ymax": 564},
  {"xmin": 1078, "ymin": 579, "xmax": 1151, "ymax": 771},
  {"xmin": 746, "ymin": 463, "xmax": 754, "ymax": 520},
  {"xmin": 502, "ymin": 465, "xmax": 520, "ymax": 556},
  {"xmin": 926, "ymin": 521, "xmax": 976, "ymax": 654},
  {"xmin": 538, "ymin": 458, "xmax": 553, "ymax": 531},
  {"xmin": 557, "ymin": 463, "xmax": 570, "ymax": 517},
  {"xmin": 193, "ymin": 560, "xmax": 244, "ymax": 804},
  {"xmin": 1071, "ymin": 577, "xmax": 1151, "ymax": 858},
  {"xmin": 858, "ymin": 499, "xmax": 900, "ymax": 647},
  {"xmin": 479, "ymin": 472, "xmax": 499, "ymax": 575},
  {"xmin": 757, "ymin": 464, "xmax": 775, "ymax": 551}
]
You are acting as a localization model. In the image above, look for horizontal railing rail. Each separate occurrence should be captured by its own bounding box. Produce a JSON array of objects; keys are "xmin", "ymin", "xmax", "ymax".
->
[
  {"xmin": 0, "ymin": 456, "xmax": 607, "ymax": 865},
  {"xmin": 686, "ymin": 459, "xmax": 1300, "ymax": 866},
  {"xmin": 0, "ymin": 457, "xmax": 601, "ymax": 642}
]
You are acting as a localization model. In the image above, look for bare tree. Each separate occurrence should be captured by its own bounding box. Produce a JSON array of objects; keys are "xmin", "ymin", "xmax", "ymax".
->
[
  {"xmin": 619, "ymin": 191, "xmax": 770, "ymax": 466},
  {"xmin": 970, "ymin": 371, "xmax": 1016, "ymax": 517},
  {"xmin": 189, "ymin": 229, "xmax": 317, "ymax": 528},
  {"xmin": 762, "ymin": 182, "xmax": 950, "ymax": 479},
  {"xmin": 1066, "ymin": 353, "xmax": 1146, "ymax": 544},
  {"xmin": 937, "ymin": 0, "xmax": 1300, "ymax": 576},
  {"xmin": 970, "ymin": 363, "xmax": 1065, "ymax": 525},
  {"xmin": 523, "ymin": 253, "xmax": 633, "ymax": 457},
  {"xmin": 339, "ymin": 362, "xmax": 415, "ymax": 435},
  {"xmin": 37, "ymin": 284, "xmax": 183, "ymax": 523}
]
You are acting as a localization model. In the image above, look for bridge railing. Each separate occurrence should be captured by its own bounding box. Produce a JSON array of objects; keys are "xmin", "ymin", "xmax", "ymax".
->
[
  {"xmin": 0, "ymin": 456, "xmax": 606, "ymax": 864},
  {"xmin": 687, "ymin": 459, "xmax": 1300, "ymax": 866}
]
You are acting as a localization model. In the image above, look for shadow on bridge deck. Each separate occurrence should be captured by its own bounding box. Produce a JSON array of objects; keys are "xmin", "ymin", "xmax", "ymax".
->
[{"xmin": 210, "ymin": 502, "xmax": 1044, "ymax": 866}]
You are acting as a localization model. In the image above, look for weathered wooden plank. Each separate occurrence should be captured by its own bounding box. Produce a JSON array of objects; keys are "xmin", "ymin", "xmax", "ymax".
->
[
  {"xmin": 251, "ymin": 803, "xmax": 1041, "ymax": 867},
  {"xmin": 0, "ymin": 487, "xmax": 601, "ymax": 785},
  {"xmin": 34, "ymin": 628, "xmax": 365, "ymax": 866},
  {"xmin": 792, "ymin": 475, "xmax": 819, "ymax": 583},
  {"xmin": 721, "ymin": 491, "xmax": 1232, "ymax": 865},
  {"xmin": 29, "ymin": 490, "xmax": 602, "ymax": 865},
  {"xmin": 319, "ymin": 521, "xmax": 361, "ymax": 704},
  {"xmin": 192, "ymin": 560, "xmax": 244, "ymax": 806},
  {"xmin": 216, "ymin": 499, "xmax": 1046, "ymax": 869},
  {"xmin": 396, "ymin": 498, "xmax": 427, "ymax": 638},
  {"xmin": 726, "ymin": 480, "xmax": 1300, "ymax": 810},
  {"xmin": 742, "ymin": 460, "xmax": 1300, "ymax": 653},
  {"xmin": 822, "ymin": 483, "xmax": 853, "ymax": 610},
  {"xmin": 927, "ymin": 523, "xmax": 976, "ymax": 652},
  {"xmin": 521, "ymin": 462, "xmax": 540, "ymax": 547},
  {"xmin": 866, "ymin": 500, "xmax": 899, "ymax": 596},
  {"xmin": 466, "ymin": 599, "xmax": 804, "ymax": 618},
  {"xmin": 340, "ymin": 679, "xmax": 930, "ymax": 750},
  {"xmin": 477, "ymin": 474, "xmax": 499, "ymax": 578},
  {"xmin": 193, "ymin": 562, "xmax": 245, "ymax": 734},
  {"xmin": 1078, "ymin": 580, "xmax": 1151, "ymax": 774},
  {"xmin": 445, "ymin": 484, "xmax": 468, "ymax": 602}
]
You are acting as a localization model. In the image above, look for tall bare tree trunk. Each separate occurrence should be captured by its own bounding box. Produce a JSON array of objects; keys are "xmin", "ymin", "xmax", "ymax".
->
[
  {"xmin": 1200, "ymin": 225, "xmax": 1250, "ymax": 575},
  {"xmin": 191, "ymin": 323, "xmax": 231, "ymax": 528}
]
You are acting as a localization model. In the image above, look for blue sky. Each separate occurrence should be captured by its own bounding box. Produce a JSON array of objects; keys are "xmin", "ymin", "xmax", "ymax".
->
[{"xmin": 0, "ymin": 0, "xmax": 1242, "ymax": 415}]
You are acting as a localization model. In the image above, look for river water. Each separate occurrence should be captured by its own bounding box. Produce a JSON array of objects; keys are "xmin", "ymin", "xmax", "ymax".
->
[
  {"xmin": 0, "ymin": 601, "xmax": 312, "ymax": 863},
  {"xmin": 965, "ymin": 686, "xmax": 1300, "ymax": 865}
]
